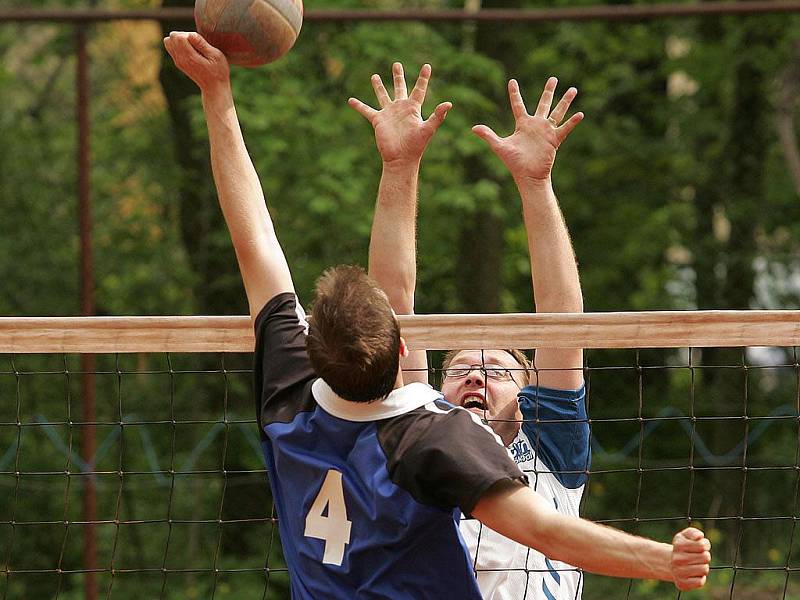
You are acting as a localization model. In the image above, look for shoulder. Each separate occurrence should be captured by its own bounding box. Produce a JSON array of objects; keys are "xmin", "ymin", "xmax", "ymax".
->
[
  {"xmin": 253, "ymin": 292, "xmax": 316, "ymax": 429},
  {"xmin": 515, "ymin": 384, "xmax": 590, "ymax": 490},
  {"xmin": 378, "ymin": 400, "xmax": 525, "ymax": 514},
  {"xmin": 517, "ymin": 384, "xmax": 586, "ymax": 418},
  {"xmin": 254, "ymin": 292, "xmax": 309, "ymax": 341},
  {"xmin": 380, "ymin": 398, "xmax": 505, "ymax": 451},
  {"xmin": 518, "ymin": 384, "xmax": 586, "ymax": 403}
]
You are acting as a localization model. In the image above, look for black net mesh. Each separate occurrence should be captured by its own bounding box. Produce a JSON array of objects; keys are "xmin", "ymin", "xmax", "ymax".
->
[{"xmin": 1, "ymin": 345, "xmax": 799, "ymax": 598}]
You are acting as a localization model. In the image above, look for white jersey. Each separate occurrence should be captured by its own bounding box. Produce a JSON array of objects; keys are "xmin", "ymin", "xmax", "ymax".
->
[{"xmin": 460, "ymin": 385, "xmax": 590, "ymax": 600}]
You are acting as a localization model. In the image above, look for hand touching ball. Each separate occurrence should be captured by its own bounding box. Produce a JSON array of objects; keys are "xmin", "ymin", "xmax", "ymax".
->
[{"xmin": 194, "ymin": 0, "xmax": 303, "ymax": 67}]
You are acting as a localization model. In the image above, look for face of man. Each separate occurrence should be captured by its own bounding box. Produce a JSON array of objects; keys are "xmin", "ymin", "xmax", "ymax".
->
[{"xmin": 440, "ymin": 349, "xmax": 525, "ymax": 446}]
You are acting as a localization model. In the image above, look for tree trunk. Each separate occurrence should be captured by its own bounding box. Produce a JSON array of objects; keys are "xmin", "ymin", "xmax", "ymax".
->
[
  {"xmin": 158, "ymin": 0, "xmax": 245, "ymax": 316},
  {"xmin": 693, "ymin": 18, "xmax": 776, "ymax": 561},
  {"xmin": 776, "ymin": 42, "xmax": 800, "ymax": 196},
  {"xmin": 454, "ymin": 0, "xmax": 515, "ymax": 314}
]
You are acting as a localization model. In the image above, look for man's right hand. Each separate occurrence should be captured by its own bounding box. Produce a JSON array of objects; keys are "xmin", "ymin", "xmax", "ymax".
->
[
  {"xmin": 670, "ymin": 527, "xmax": 712, "ymax": 591},
  {"xmin": 163, "ymin": 31, "xmax": 230, "ymax": 93},
  {"xmin": 349, "ymin": 63, "xmax": 452, "ymax": 167}
]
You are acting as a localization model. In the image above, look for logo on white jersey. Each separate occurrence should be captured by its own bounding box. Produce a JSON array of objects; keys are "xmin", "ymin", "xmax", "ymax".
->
[{"xmin": 510, "ymin": 437, "xmax": 534, "ymax": 463}]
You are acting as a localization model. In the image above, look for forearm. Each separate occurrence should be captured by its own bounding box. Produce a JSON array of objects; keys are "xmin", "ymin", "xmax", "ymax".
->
[
  {"xmin": 368, "ymin": 160, "xmax": 421, "ymax": 314},
  {"xmin": 368, "ymin": 159, "xmax": 429, "ymax": 385},
  {"xmin": 516, "ymin": 175, "xmax": 583, "ymax": 387},
  {"xmin": 202, "ymin": 85, "xmax": 273, "ymax": 249},
  {"xmin": 201, "ymin": 83, "xmax": 293, "ymax": 315},
  {"xmin": 537, "ymin": 512, "xmax": 673, "ymax": 582},
  {"xmin": 516, "ymin": 175, "xmax": 582, "ymax": 314},
  {"xmin": 475, "ymin": 485, "xmax": 673, "ymax": 583}
]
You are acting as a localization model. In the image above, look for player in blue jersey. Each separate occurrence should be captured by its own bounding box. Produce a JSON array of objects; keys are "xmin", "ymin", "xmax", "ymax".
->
[
  {"xmin": 349, "ymin": 63, "xmax": 605, "ymax": 600},
  {"xmin": 165, "ymin": 35, "xmax": 712, "ymax": 598}
]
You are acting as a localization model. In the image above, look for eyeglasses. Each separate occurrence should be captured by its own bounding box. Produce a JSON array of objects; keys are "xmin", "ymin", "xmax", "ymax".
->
[{"xmin": 443, "ymin": 364, "xmax": 514, "ymax": 381}]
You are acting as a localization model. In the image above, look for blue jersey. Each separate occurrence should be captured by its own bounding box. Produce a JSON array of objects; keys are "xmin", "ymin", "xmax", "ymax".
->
[{"xmin": 254, "ymin": 293, "xmax": 526, "ymax": 599}]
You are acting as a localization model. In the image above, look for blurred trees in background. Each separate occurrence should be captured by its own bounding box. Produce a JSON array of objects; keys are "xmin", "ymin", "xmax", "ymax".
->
[
  {"xmin": 3, "ymin": 0, "xmax": 800, "ymax": 597},
  {"xmin": 4, "ymin": 0, "xmax": 800, "ymax": 317}
]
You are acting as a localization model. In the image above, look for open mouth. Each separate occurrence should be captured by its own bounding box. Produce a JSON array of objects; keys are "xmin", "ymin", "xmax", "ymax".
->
[
  {"xmin": 463, "ymin": 399, "xmax": 485, "ymax": 410},
  {"xmin": 461, "ymin": 394, "xmax": 486, "ymax": 411}
]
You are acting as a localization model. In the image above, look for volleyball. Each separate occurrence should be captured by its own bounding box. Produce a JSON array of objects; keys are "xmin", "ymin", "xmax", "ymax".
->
[{"xmin": 194, "ymin": 0, "xmax": 303, "ymax": 67}]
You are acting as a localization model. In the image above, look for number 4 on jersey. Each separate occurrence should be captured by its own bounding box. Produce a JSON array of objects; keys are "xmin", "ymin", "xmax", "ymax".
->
[{"xmin": 304, "ymin": 469, "xmax": 352, "ymax": 565}]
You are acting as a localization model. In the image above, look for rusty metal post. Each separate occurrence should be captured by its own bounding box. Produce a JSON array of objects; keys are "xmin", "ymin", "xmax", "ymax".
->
[
  {"xmin": 76, "ymin": 23, "xmax": 97, "ymax": 600},
  {"xmin": 5, "ymin": 3, "xmax": 800, "ymax": 23}
]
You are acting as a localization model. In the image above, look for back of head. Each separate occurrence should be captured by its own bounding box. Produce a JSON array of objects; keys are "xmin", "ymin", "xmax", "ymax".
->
[{"xmin": 306, "ymin": 265, "xmax": 401, "ymax": 403}]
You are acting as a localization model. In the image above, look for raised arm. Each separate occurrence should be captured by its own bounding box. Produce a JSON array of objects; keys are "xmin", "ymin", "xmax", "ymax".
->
[
  {"xmin": 472, "ymin": 482, "xmax": 711, "ymax": 591},
  {"xmin": 349, "ymin": 63, "xmax": 451, "ymax": 384},
  {"xmin": 164, "ymin": 32, "xmax": 293, "ymax": 321},
  {"xmin": 473, "ymin": 78, "xmax": 584, "ymax": 390}
]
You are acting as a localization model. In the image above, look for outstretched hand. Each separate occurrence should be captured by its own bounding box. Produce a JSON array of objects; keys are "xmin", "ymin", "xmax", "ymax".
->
[
  {"xmin": 473, "ymin": 77, "xmax": 583, "ymax": 183},
  {"xmin": 670, "ymin": 527, "xmax": 712, "ymax": 591},
  {"xmin": 163, "ymin": 31, "xmax": 230, "ymax": 92},
  {"xmin": 349, "ymin": 62, "xmax": 452, "ymax": 166}
]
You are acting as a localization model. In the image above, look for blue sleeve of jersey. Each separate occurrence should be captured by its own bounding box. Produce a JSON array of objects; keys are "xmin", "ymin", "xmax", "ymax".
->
[{"xmin": 517, "ymin": 385, "xmax": 590, "ymax": 489}]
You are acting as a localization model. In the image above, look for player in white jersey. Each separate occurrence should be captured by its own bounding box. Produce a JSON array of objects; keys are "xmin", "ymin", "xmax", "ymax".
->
[
  {"xmin": 444, "ymin": 351, "xmax": 587, "ymax": 600},
  {"xmin": 351, "ymin": 63, "xmax": 587, "ymax": 599}
]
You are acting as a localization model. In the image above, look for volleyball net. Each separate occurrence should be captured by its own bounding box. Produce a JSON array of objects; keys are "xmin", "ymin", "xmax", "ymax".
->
[{"xmin": 1, "ymin": 312, "xmax": 799, "ymax": 599}]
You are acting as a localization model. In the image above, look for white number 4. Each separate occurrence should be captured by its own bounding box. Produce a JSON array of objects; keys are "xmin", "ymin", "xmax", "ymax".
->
[{"xmin": 304, "ymin": 469, "xmax": 352, "ymax": 565}]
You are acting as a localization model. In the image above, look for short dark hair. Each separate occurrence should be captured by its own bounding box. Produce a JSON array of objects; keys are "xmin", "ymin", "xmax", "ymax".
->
[
  {"xmin": 441, "ymin": 348, "xmax": 531, "ymax": 387},
  {"xmin": 306, "ymin": 265, "xmax": 401, "ymax": 403}
]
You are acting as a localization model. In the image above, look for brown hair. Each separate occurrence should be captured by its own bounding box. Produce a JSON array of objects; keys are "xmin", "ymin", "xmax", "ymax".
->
[
  {"xmin": 441, "ymin": 348, "xmax": 531, "ymax": 387},
  {"xmin": 306, "ymin": 265, "xmax": 401, "ymax": 403}
]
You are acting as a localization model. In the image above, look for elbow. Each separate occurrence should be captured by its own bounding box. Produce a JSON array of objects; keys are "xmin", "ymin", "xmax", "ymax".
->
[
  {"xmin": 526, "ymin": 514, "xmax": 578, "ymax": 567},
  {"xmin": 231, "ymin": 234, "xmax": 266, "ymax": 263},
  {"xmin": 536, "ymin": 291, "xmax": 584, "ymax": 314},
  {"xmin": 230, "ymin": 217, "xmax": 276, "ymax": 252},
  {"xmin": 562, "ymin": 295, "xmax": 584, "ymax": 313},
  {"xmin": 387, "ymin": 281, "xmax": 415, "ymax": 314},
  {"xmin": 529, "ymin": 516, "xmax": 561, "ymax": 558},
  {"xmin": 231, "ymin": 224, "xmax": 280, "ymax": 266},
  {"xmin": 369, "ymin": 272, "xmax": 415, "ymax": 314}
]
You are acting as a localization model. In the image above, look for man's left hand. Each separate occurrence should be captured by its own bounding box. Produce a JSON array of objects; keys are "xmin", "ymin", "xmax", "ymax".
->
[{"xmin": 473, "ymin": 77, "xmax": 583, "ymax": 184}]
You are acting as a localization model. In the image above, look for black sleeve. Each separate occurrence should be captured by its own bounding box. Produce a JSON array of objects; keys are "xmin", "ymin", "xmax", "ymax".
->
[
  {"xmin": 379, "ymin": 402, "xmax": 527, "ymax": 516},
  {"xmin": 253, "ymin": 292, "xmax": 317, "ymax": 429}
]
